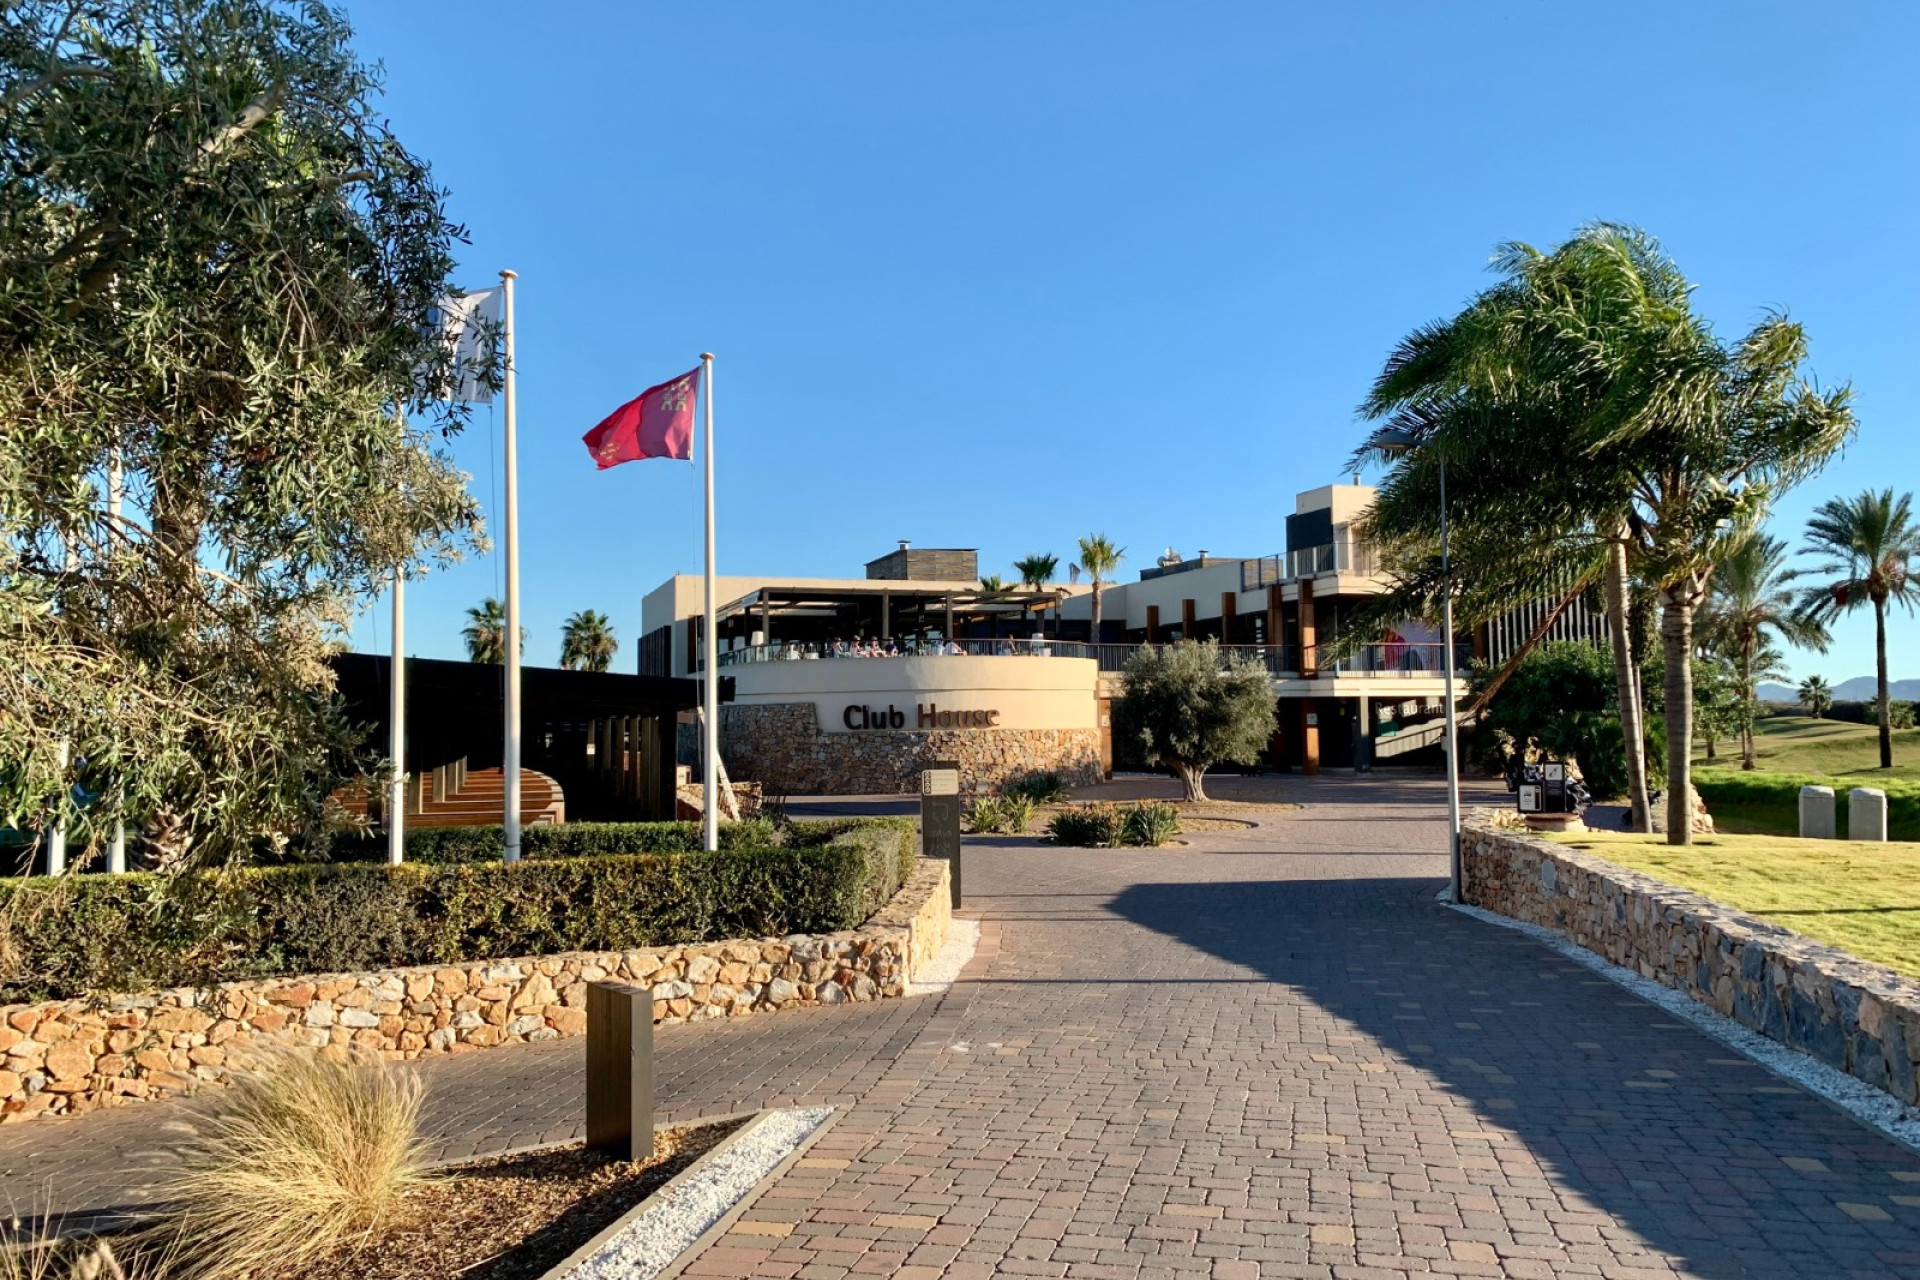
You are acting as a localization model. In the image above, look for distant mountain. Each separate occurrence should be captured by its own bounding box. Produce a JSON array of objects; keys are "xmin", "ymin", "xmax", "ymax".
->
[{"xmin": 1757, "ymin": 678, "xmax": 1920, "ymax": 703}]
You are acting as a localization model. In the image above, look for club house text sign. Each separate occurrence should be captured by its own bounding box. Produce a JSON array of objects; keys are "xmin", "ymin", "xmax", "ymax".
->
[{"xmin": 844, "ymin": 703, "xmax": 1002, "ymax": 731}]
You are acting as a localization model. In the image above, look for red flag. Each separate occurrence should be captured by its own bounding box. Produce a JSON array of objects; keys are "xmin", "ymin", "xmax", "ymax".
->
[{"xmin": 582, "ymin": 367, "xmax": 699, "ymax": 469}]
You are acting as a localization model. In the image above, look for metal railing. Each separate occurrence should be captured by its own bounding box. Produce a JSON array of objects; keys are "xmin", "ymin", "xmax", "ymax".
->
[
  {"xmin": 1240, "ymin": 541, "xmax": 1380, "ymax": 592},
  {"xmin": 1314, "ymin": 643, "xmax": 1471, "ymax": 676},
  {"xmin": 710, "ymin": 637, "xmax": 1467, "ymax": 679}
]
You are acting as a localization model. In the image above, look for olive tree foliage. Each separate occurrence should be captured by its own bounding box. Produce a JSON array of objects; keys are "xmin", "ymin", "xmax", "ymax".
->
[
  {"xmin": 0, "ymin": 1, "xmax": 487, "ymax": 866},
  {"xmin": 1114, "ymin": 641, "xmax": 1277, "ymax": 802}
]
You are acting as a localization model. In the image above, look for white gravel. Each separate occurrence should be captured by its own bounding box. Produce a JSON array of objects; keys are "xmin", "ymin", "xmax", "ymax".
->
[
  {"xmin": 564, "ymin": 1106, "xmax": 834, "ymax": 1280},
  {"xmin": 908, "ymin": 917, "xmax": 980, "ymax": 995},
  {"xmin": 1447, "ymin": 896, "xmax": 1920, "ymax": 1154}
]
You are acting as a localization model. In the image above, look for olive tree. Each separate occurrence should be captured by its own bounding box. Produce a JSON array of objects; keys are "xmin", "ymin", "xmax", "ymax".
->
[
  {"xmin": 1113, "ymin": 641, "xmax": 1276, "ymax": 802},
  {"xmin": 0, "ymin": 1, "xmax": 484, "ymax": 866}
]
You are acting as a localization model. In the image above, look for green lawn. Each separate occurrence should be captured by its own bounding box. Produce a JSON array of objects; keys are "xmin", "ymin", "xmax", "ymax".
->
[
  {"xmin": 1699, "ymin": 714, "xmax": 1920, "ymax": 783},
  {"xmin": 1546, "ymin": 829, "xmax": 1920, "ymax": 977}
]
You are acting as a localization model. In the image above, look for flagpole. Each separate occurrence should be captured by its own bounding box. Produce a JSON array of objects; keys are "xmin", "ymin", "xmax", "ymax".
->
[
  {"xmin": 501, "ymin": 269, "xmax": 522, "ymax": 863},
  {"xmin": 106, "ymin": 448, "xmax": 126, "ymax": 874},
  {"xmin": 389, "ymin": 569, "xmax": 407, "ymax": 866},
  {"xmin": 700, "ymin": 352, "xmax": 719, "ymax": 854}
]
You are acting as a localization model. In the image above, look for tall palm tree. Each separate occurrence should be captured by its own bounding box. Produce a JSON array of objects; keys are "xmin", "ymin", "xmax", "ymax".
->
[
  {"xmin": 1701, "ymin": 533, "xmax": 1829, "ymax": 769},
  {"xmin": 1792, "ymin": 489, "xmax": 1920, "ymax": 767},
  {"xmin": 1073, "ymin": 535, "xmax": 1124, "ymax": 641},
  {"xmin": 462, "ymin": 598, "xmax": 508, "ymax": 664},
  {"xmin": 1360, "ymin": 224, "xmax": 1854, "ymax": 843},
  {"xmin": 1798, "ymin": 674, "xmax": 1834, "ymax": 719},
  {"xmin": 1013, "ymin": 552, "xmax": 1060, "ymax": 634},
  {"xmin": 560, "ymin": 610, "xmax": 618, "ymax": 673}
]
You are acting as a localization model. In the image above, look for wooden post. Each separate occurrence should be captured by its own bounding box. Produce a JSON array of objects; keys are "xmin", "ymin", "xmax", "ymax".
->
[
  {"xmin": 1267, "ymin": 584, "xmax": 1282, "ymax": 659},
  {"xmin": 1299, "ymin": 579, "xmax": 1317, "ymax": 676},
  {"xmin": 1221, "ymin": 591, "xmax": 1237, "ymax": 643},
  {"xmin": 1180, "ymin": 597, "xmax": 1195, "ymax": 639},
  {"xmin": 586, "ymin": 982, "xmax": 654, "ymax": 1161},
  {"xmin": 1146, "ymin": 605, "xmax": 1160, "ymax": 644}
]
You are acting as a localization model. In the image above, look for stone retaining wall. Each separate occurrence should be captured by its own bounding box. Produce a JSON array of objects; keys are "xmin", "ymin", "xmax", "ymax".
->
[
  {"xmin": 724, "ymin": 702, "xmax": 1102, "ymax": 795},
  {"xmin": 1462, "ymin": 818, "xmax": 1920, "ymax": 1104},
  {"xmin": 0, "ymin": 858, "xmax": 952, "ymax": 1125}
]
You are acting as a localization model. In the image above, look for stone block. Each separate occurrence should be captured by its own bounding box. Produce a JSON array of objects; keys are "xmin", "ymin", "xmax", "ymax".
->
[
  {"xmin": 1850, "ymin": 788, "xmax": 1889, "ymax": 842},
  {"xmin": 1800, "ymin": 785, "xmax": 1836, "ymax": 839}
]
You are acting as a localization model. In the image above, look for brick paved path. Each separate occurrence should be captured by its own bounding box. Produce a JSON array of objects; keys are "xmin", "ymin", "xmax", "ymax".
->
[
  {"xmin": 691, "ymin": 777, "xmax": 1920, "ymax": 1280},
  {"xmin": 8, "ymin": 775, "xmax": 1920, "ymax": 1279}
]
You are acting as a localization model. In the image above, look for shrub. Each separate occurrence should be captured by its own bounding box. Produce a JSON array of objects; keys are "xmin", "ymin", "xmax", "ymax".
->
[
  {"xmin": 965, "ymin": 797, "xmax": 1009, "ymax": 834},
  {"xmin": 159, "ymin": 1050, "xmax": 426, "ymax": 1280},
  {"xmin": 1005, "ymin": 772, "xmax": 1068, "ymax": 805},
  {"xmin": 316, "ymin": 817, "xmax": 785, "ymax": 865},
  {"xmin": 1047, "ymin": 806, "xmax": 1122, "ymax": 848},
  {"xmin": 1001, "ymin": 794, "xmax": 1036, "ymax": 834},
  {"xmin": 1890, "ymin": 701, "xmax": 1916, "ymax": 731},
  {"xmin": 0, "ymin": 825, "xmax": 913, "ymax": 1003},
  {"xmin": 1120, "ymin": 802, "xmax": 1181, "ymax": 847}
]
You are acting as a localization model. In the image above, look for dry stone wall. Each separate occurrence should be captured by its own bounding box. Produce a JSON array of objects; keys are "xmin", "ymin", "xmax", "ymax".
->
[
  {"xmin": 0, "ymin": 858, "xmax": 951, "ymax": 1125},
  {"xmin": 1462, "ymin": 818, "xmax": 1920, "ymax": 1105},
  {"xmin": 725, "ymin": 702, "xmax": 1101, "ymax": 795}
]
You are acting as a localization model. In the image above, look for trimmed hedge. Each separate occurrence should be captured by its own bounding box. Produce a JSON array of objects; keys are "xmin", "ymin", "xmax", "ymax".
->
[
  {"xmin": 0, "ymin": 824, "xmax": 916, "ymax": 1004},
  {"xmin": 1694, "ymin": 769, "xmax": 1920, "ymax": 842},
  {"xmin": 319, "ymin": 816, "xmax": 914, "ymax": 865}
]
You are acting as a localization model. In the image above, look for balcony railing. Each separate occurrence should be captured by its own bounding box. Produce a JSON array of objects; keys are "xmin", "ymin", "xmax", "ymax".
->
[
  {"xmin": 1240, "ymin": 540, "xmax": 1379, "ymax": 591},
  {"xmin": 709, "ymin": 637, "xmax": 1468, "ymax": 680}
]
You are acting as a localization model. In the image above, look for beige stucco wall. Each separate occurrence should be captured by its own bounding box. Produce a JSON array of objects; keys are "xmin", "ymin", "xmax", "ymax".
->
[{"xmin": 729, "ymin": 653, "xmax": 1097, "ymax": 733}]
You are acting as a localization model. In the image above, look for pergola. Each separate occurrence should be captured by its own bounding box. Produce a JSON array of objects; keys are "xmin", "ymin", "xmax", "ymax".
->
[{"xmin": 715, "ymin": 583, "xmax": 1067, "ymax": 647}]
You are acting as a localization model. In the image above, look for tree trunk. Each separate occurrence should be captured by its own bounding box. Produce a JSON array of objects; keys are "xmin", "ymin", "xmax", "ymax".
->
[
  {"xmin": 1091, "ymin": 581, "xmax": 1103, "ymax": 641},
  {"xmin": 1604, "ymin": 539, "xmax": 1651, "ymax": 832},
  {"xmin": 1876, "ymin": 595, "xmax": 1893, "ymax": 769},
  {"xmin": 1740, "ymin": 639, "xmax": 1757, "ymax": 771},
  {"xmin": 1660, "ymin": 589, "xmax": 1696, "ymax": 846},
  {"xmin": 1178, "ymin": 762, "xmax": 1207, "ymax": 802}
]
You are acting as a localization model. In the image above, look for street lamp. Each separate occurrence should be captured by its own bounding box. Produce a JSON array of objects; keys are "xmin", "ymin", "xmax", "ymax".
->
[{"xmin": 1368, "ymin": 428, "xmax": 1463, "ymax": 902}]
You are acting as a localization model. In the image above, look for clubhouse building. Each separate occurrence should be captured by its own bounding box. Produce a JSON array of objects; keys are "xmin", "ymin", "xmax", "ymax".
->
[{"xmin": 639, "ymin": 482, "xmax": 1605, "ymax": 795}]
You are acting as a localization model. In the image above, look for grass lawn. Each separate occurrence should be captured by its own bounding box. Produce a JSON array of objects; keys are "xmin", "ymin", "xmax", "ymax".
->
[
  {"xmin": 1698, "ymin": 714, "xmax": 1920, "ymax": 783},
  {"xmin": 1546, "ymin": 829, "xmax": 1920, "ymax": 978}
]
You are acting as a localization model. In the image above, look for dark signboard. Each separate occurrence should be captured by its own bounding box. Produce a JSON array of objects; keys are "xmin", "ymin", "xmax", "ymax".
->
[{"xmin": 919, "ymin": 759, "xmax": 962, "ymax": 907}]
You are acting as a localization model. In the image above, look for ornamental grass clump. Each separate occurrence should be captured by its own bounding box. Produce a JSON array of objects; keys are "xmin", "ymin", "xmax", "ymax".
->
[
  {"xmin": 1120, "ymin": 802, "xmax": 1182, "ymax": 848},
  {"xmin": 1006, "ymin": 772, "xmax": 1069, "ymax": 805},
  {"xmin": 999, "ymin": 794, "xmax": 1037, "ymax": 834},
  {"xmin": 158, "ymin": 1050, "xmax": 427, "ymax": 1280},
  {"xmin": 1046, "ymin": 806, "xmax": 1123, "ymax": 848},
  {"xmin": 965, "ymin": 797, "xmax": 1009, "ymax": 834}
]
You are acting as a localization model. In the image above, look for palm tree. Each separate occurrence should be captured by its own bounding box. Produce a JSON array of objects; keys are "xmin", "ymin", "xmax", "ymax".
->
[
  {"xmin": 1360, "ymin": 224, "xmax": 1854, "ymax": 844},
  {"xmin": 560, "ymin": 610, "xmax": 618, "ymax": 673},
  {"xmin": 1798, "ymin": 674, "xmax": 1834, "ymax": 719},
  {"xmin": 1013, "ymin": 552, "xmax": 1060, "ymax": 635},
  {"xmin": 1073, "ymin": 535, "xmax": 1124, "ymax": 641},
  {"xmin": 979, "ymin": 574, "xmax": 1007, "ymax": 593},
  {"xmin": 1792, "ymin": 489, "xmax": 1920, "ymax": 767},
  {"xmin": 1701, "ymin": 533, "xmax": 1829, "ymax": 769},
  {"xmin": 463, "ymin": 598, "xmax": 508, "ymax": 664}
]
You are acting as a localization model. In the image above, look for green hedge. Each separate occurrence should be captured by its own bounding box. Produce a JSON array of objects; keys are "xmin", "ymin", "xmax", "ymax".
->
[
  {"xmin": 318, "ymin": 816, "xmax": 915, "ymax": 865},
  {"xmin": 0, "ymin": 825, "xmax": 917, "ymax": 1004},
  {"xmin": 1694, "ymin": 770, "xmax": 1920, "ymax": 841}
]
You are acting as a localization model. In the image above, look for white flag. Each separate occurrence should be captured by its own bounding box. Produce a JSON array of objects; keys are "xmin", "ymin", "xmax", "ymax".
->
[{"xmin": 430, "ymin": 288, "xmax": 503, "ymax": 404}]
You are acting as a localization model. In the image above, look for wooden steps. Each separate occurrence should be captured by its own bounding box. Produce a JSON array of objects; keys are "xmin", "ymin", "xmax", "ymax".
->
[{"xmin": 328, "ymin": 767, "xmax": 566, "ymax": 829}]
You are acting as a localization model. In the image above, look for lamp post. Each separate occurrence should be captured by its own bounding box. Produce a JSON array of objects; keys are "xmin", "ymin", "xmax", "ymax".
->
[{"xmin": 1370, "ymin": 429, "xmax": 1463, "ymax": 901}]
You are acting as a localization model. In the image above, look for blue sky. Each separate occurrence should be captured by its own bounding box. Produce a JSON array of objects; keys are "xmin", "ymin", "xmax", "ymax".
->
[{"xmin": 340, "ymin": 0, "xmax": 1918, "ymax": 685}]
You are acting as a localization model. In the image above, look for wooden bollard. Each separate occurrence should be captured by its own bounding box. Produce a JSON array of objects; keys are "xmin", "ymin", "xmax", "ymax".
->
[{"xmin": 585, "ymin": 982, "xmax": 654, "ymax": 1161}]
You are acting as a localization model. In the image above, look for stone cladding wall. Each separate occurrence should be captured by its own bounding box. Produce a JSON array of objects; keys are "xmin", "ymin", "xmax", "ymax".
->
[
  {"xmin": 0, "ymin": 858, "xmax": 950, "ymax": 1125},
  {"xmin": 1463, "ymin": 817, "xmax": 1920, "ymax": 1104},
  {"xmin": 724, "ymin": 702, "xmax": 1102, "ymax": 795}
]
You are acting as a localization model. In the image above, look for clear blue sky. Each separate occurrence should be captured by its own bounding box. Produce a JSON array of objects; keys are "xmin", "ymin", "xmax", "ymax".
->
[{"xmin": 340, "ymin": 0, "xmax": 1917, "ymax": 686}]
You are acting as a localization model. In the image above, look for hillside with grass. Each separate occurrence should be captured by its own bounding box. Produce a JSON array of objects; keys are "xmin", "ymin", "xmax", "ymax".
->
[{"xmin": 1693, "ymin": 714, "xmax": 1918, "ymax": 839}]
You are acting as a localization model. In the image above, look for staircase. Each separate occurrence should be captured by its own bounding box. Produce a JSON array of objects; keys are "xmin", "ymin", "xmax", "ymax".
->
[
  {"xmin": 328, "ymin": 767, "xmax": 566, "ymax": 829},
  {"xmin": 415, "ymin": 767, "xmax": 565, "ymax": 828}
]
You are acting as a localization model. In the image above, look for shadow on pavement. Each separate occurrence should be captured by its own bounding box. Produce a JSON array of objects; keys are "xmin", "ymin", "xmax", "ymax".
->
[{"xmin": 1107, "ymin": 875, "xmax": 1920, "ymax": 1280}]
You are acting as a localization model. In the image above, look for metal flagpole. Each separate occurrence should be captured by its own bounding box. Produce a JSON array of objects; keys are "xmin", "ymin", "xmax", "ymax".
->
[
  {"xmin": 1440, "ymin": 458, "xmax": 1462, "ymax": 900},
  {"xmin": 700, "ymin": 353, "xmax": 719, "ymax": 853},
  {"xmin": 389, "ymin": 569, "xmax": 407, "ymax": 865},
  {"xmin": 106, "ymin": 449, "xmax": 126, "ymax": 873},
  {"xmin": 501, "ymin": 270, "xmax": 523, "ymax": 863}
]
